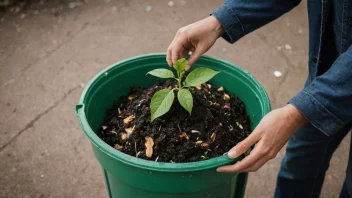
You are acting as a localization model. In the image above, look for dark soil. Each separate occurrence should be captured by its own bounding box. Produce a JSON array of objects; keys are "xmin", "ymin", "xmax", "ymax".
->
[{"xmin": 98, "ymin": 80, "xmax": 251, "ymax": 163}]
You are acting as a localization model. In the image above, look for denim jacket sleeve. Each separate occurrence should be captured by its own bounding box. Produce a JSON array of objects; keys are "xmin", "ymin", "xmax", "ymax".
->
[
  {"xmin": 290, "ymin": 45, "xmax": 352, "ymax": 136},
  {"xmin": 211, "ymin": 0, "xmax": 301, "ymax": 43}
]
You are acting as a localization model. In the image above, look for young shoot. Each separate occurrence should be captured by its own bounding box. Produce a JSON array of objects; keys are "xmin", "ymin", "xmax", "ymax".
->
[{"xmin": 147, "ymin": 58, "xmax": 219, "ymax": 121}]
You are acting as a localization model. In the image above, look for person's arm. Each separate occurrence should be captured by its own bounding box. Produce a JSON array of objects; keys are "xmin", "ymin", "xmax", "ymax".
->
[
  {"xmin": 212, "ymin": 0, "xmax": 301, "ymax": 44},
  {"xmin": 218, "ymin": 45, "xmax": 352, "ymax": 173},
  {"xmin": 290, "ymin": 45, "xmax": 352, "ymax": 136},
  {"xmin": 217, "ymin": 104, "xmax": 307, "ymax": 173},
  {"xmin": 166, "ymin": 0, "xmax": 301, "ymax": 68}
]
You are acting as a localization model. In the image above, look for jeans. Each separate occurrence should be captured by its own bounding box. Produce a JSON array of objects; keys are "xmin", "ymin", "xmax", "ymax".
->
[{"xmin": 275, "ymin": 123, "xmax": 352, "ymax": 198}]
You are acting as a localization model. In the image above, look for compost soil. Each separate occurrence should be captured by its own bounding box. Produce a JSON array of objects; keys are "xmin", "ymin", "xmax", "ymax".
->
[{"xmin": 98, "ymin": 80, "xmax": 251, "ymax": 163}]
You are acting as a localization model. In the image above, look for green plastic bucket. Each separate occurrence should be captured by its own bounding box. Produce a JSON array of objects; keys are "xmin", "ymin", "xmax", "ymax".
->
[{"xmin": 76, "ymin": 53, "xmax": 270, "ymax": 198}]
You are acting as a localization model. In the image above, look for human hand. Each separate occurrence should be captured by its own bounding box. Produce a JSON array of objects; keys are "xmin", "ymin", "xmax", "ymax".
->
[
  {"xmin": 217, "ymin": 104, "xmax": 307, "ymax": 173},
  {"xmin": 167, "ymin": 16, "xmax": 224, "ymax": 70}
]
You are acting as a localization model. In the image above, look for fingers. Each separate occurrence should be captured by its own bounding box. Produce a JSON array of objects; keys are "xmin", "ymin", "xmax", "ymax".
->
[
  {"xmin": 217, "ymin": 144, "xmax": 275, "ymax": 173},
  {"xmin": 179, "ymin": 49, "xmax": 189, "ymax": 60},
  {"xmin": 171, "ymin": 42, "xmax": 184, "ymax": 64},
  {"xmin": 166, "ymin": 40, "xmax": 186, "ymax": 67},
  {"xmin": 166, "ymin": 28, "xmax": 190, "ymax": 67},
  {"xmin": 186, "ymin": 48, "xmax": 206, "ymax": 70},
  {"xmin": 227, "ymin": 129, "xmax": 262, "ymax": 159},
  {"xmin": 166, "ymin": 48, "xmax": 173, "ymax": 67},
  {"xmin": 216, "ymin": 128, "xmax": 263, "ymax": 173},
  {"xmin": 217, "ymin": 136, "xmax": 279, "ymax": 173},
  {"xmin": 166, "ymin": 39, "xmax": 175, "ymax": 67},
  {"xmin": 184, "ymin": 47, "xmax": 195, "ymax": 71},
  {"xmin": 185, "ymin": 64, "xmax": 191, "ymax": 71},
  {"xmin": 240, "ymin": 156, "xmax": 269, "ymax": 172},
  {"xmin": 217, "ymin": 145, "xmax": 262, "ymax": 173}
]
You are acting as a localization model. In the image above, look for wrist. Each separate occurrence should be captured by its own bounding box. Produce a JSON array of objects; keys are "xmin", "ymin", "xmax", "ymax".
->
[
  {"xmin": 208, "ymin": 16, "xmax": 225, "ymax": 38},
  {"xmin": 284, "ymin": 104, "xmax": 308, "ymax": 128}
]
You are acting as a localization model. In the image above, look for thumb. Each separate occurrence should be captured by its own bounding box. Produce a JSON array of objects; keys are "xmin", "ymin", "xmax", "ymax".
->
[
  {"xmin": 228, "ymin": 130, "xmax": 261, "ymax": 158},
  {"xmin": 185, "ymin": 48, "xmax": 203, "ymax": 71}
]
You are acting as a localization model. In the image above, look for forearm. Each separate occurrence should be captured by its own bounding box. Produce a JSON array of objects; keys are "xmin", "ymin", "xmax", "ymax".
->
[
  {"xmin": 208, "ymin": 16, "xmax": 225, "ymax": 38},
  {"xmin": 211, "ymin": 0, "xmax": 301, "ymax": 43},
  {"xmin": 290, "ymin": 45, "xmax": 352, "ymax": 135},
  {"xmin": 283, "ymin": 104, "xmax": 308, "ymax": 132}
]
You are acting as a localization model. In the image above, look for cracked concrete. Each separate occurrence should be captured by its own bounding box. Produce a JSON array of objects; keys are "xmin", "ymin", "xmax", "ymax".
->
[
  {"xmin": 0, "ymin": 0, "xmax": 349, "ymax": 197},
  {"xmin": 0, "ymin": 85, "xmax": 80, "ymax": 153}
]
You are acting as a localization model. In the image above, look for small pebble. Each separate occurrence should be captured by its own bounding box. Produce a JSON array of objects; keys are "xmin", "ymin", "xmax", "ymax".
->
[
  {"xmin": 298, "ymin": 29, "xmax": 303, "ymax": 34},
  {"xmin": 68, "ymin": 2, "xmax": 76, "ymax": 9},
  {"xmin": 274, "ymin": 71, "xmax": 282, "ymax": 77},
  {"xmin": 40, "ymin": 174, "xmax": 44, "ymax": 178},
  {"xmin": 277, "ymin": 46, "xmax": 282, "ymax": 51},
  {"xmin": 236, "ymin": 122, "xmax": 243, "ymax": 129},
  {"xmin": 285, "ymin": 44, "xmax": 292, "ymax": 50},
  {"xmin": 10, "ymin": 6, "xmax": 21, "ymax": 13},
  {"xmin": 168, "ymin": 1, "xmax": 174, "ymax": 7},
  {"xmin": 223, "ymin": 104, "xmax": 231, "ymax": 109},
  {"xmin": 146, "ymin": 5, "xmax": 152, "ymax": 12}
]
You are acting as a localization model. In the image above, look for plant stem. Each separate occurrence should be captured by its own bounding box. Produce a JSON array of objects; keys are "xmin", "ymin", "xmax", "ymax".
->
[{"xmin": 178, "ymin": 71, "xmax": 184, "ymax": 89}]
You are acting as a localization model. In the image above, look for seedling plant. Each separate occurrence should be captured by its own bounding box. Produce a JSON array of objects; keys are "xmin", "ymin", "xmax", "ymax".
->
[{"xmin": 147, "ymin": 58, "xmax": 219, "ymax": 121}]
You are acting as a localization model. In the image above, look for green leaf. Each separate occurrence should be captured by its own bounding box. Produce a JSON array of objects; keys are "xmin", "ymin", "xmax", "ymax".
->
[
  {"xmin": 173, "ymin": 58, "xmax": 188, "ymax": 73},
  {"xmin": 150, "ymin": 89, "xmax": 175, "ymax": 121},
  {"xmin": 184, "ymin": 67, "xmax": 219, "ymax": 87},
  {"xmin": 178, "ymin": 88, "xmax": 193, "ymax": 114},
  {"xmin": 147, "ymin": 69, "xmax": 175, "ymax": 78}
]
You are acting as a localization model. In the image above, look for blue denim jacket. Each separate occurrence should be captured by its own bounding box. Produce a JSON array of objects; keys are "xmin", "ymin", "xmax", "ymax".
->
[{"xmin": 212, "ymin": 0, "xmax": 352, "ymax": 136}]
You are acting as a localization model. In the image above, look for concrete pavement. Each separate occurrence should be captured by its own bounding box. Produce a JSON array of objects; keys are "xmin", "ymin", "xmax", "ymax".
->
[{"xmin": 0, "ymin": 0, "xmax": 350, "ymax": 197}]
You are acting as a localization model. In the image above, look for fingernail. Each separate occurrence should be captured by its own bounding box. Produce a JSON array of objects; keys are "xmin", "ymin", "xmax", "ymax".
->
[
  {"xmin": 185, "ymin": 65, "xmax": 191, "ymax": 71},
  {"xmin": 228, "ymin": 149, "xmax": 237, "ymax": 159},
  {"xmin": 217, "ymin": 168, "xmax": 224, "ymax": 172}
]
